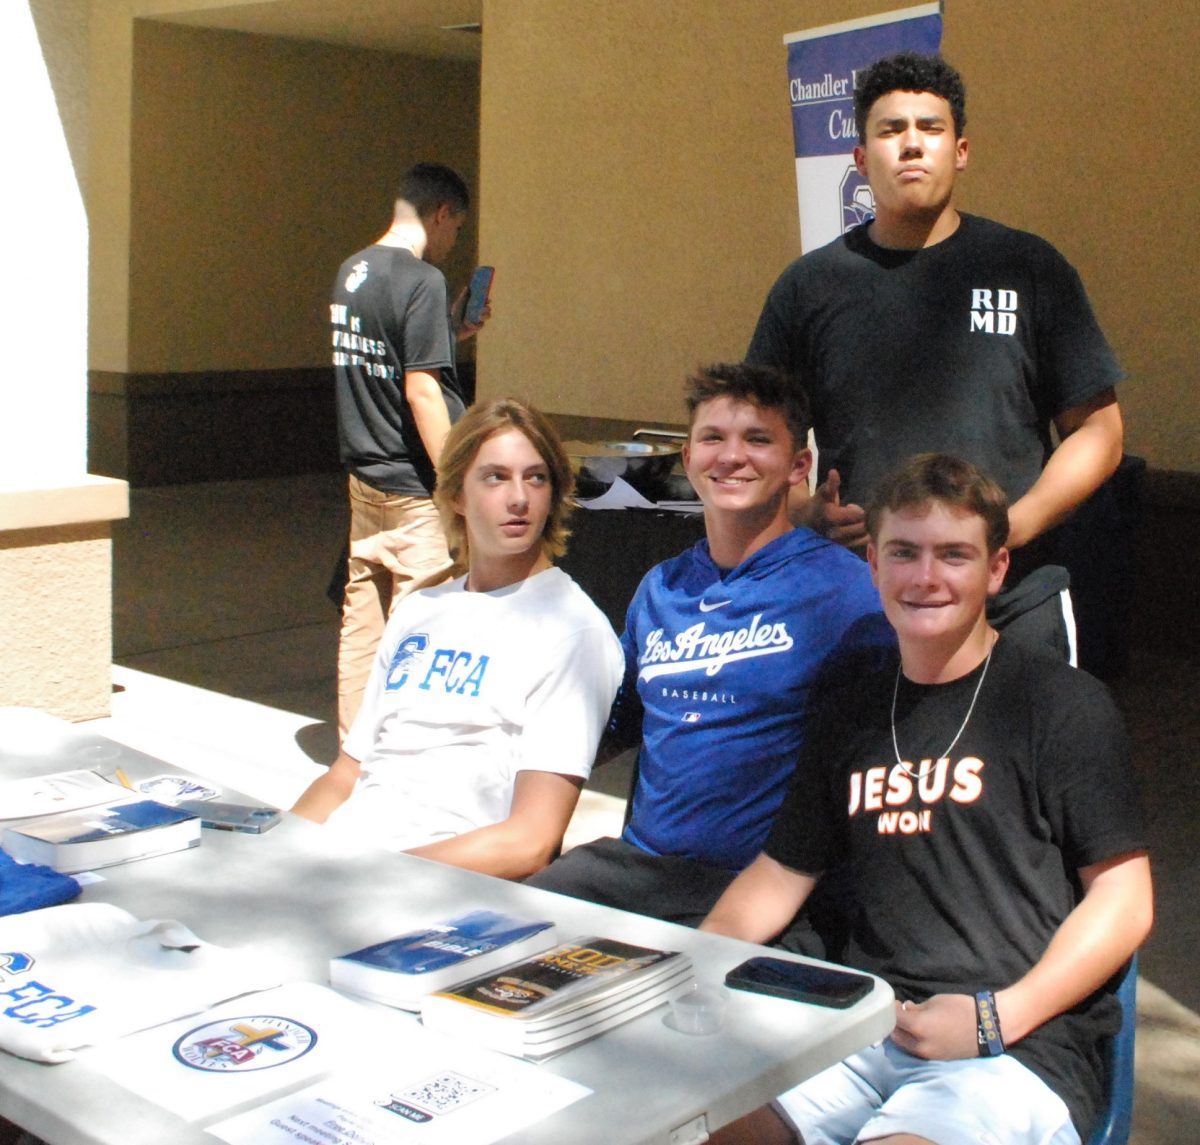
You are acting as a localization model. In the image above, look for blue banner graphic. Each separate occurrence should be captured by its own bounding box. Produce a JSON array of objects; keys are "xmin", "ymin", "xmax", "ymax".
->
[{"xmin": 784, "ymin": 3, "xmax": 943, "ymax": 250}]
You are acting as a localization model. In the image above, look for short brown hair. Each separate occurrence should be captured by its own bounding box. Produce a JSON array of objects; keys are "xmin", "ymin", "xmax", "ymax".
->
[
  {"xmin": 684, "ymin": 362, "xmax": 811, "ymax": 449},
  {"xmin": 398, "ymin": 162, "xmax": 470, "ymax": 217},
  {"xmin": 434, "ymin": 399, "xmax": 575, "ymax": 564},
  {"xmin": 866, "ymin": 453, "xmax": 1009, "ymax": 553}
]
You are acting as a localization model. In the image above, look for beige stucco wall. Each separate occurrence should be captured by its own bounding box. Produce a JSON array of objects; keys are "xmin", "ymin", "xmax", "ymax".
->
[
  {"xmin": 0, "ymin": 517, "xmax": 119, "ymax": 722},
  {"xmin": 478, "ymin": 0, "xmax": 1198, "ymax": 473},
  {"xmin": 125, "ymin": 20, "xmax": 480, "ymax": 373}
]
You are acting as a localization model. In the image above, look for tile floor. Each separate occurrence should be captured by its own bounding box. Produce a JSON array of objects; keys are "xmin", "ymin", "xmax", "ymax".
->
[{"xmin": 79, "ymin": 472, "xmax": 1200, "ymax": 1143}]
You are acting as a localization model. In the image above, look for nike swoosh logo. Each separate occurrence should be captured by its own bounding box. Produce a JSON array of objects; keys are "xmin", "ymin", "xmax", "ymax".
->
[{"xmin": 698, "ymin": 599, "xmax": 732, "ymax": 612}]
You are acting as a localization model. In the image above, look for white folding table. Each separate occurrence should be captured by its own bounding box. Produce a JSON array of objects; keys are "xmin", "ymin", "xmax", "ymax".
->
[{"xmin": 0, "ymin": 708, "xmax": 895, "ymax": 1145}]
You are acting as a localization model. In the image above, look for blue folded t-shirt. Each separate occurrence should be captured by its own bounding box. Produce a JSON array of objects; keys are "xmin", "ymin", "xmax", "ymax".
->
[{"xmin": 0, "ymin": 848, "xmax": 82, "ymax": 915}]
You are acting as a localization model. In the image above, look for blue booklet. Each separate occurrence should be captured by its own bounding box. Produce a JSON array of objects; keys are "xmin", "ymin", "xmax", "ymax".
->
[
  {"xmin": 2, "ymin": 798, "xmax": 201, "ymax": 873},
  {"xmin": 329, "ymin": 910, "xmax": 556, "ymax": 1010}
]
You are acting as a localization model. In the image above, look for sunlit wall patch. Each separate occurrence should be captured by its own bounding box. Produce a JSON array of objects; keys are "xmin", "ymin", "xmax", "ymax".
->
[{"xmin": 172, "ymin": 1015, "xmax": 317, "ymax": 1072}]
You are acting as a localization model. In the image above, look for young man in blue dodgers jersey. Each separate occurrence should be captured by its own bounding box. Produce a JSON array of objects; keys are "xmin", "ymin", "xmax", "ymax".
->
[
  {"xmin": 746, "ymin": 53, "xmax": 1125, "ymax": 661},
  {"xmin": 702, "ymin": 454, "xmax": 1152, "ymax": 1145},
  {"xmin": 293, "ymin": 399, "xmax": 624, "ymax": 879},
  {"xmin": 526, "ymin": 363, "xmax": 893, "ymax": 925}
]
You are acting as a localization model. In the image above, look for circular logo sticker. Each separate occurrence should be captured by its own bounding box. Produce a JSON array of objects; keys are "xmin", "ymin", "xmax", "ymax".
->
[{"xmin": 172, "ymin": 1014, "xmax": 317, "ymax": 1072}]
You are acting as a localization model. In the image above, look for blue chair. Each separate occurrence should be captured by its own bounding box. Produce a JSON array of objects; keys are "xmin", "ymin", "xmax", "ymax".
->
[{"xmin": 1086, "ymin": 954, "xmax": 1138, "ymax": 1145}]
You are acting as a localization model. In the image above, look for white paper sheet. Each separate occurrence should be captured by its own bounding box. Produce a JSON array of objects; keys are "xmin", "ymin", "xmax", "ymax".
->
[
  {"xmin": 208, "ymin": 1043, "xmax": 590, "ymax": 1145},
  {"xmin": 574, "ymin": 476, "xmax": 658, "ymax": 510}
]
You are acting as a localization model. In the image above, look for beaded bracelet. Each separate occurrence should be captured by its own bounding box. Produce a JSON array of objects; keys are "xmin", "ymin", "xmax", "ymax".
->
[{"xmin": 975, "ymin": 990, "xmax": 1005, "ymax": 1057}]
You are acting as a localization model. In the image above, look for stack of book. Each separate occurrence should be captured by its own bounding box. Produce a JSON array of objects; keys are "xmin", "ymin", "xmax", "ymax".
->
[
  {"xmin": 329, "ymin": 910, "xmax": 556, "ymax": 1011},
  {"xmin": 420, "ymin": 936, "xmax": 693, "ymax": 1061}
]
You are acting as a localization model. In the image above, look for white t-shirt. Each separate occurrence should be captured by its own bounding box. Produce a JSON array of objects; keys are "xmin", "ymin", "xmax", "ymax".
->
[
  {"xmin": 0, "ymin": 903, "xmax": 277, "ymax": 1062},
  {"xmin": 333, "ymin": 568, "xmax": 623, "ymax": 850}
]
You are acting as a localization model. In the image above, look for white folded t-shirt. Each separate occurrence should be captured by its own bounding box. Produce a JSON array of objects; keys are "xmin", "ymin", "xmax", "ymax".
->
[{"xmin": 0, "ymin": 902, "xmax": 278, "ymax": 1062}]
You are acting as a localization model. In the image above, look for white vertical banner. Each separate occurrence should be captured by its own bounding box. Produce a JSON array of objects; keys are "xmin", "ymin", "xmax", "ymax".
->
[{"xmin": 785, "ymin": 3, "xmax": 943, "ymax": 253}]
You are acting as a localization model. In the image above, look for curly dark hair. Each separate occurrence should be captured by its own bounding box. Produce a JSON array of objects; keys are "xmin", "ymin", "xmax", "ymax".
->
[{"xmin": 853, "ymin": 52, "xmax": 967, "ymax": 140}]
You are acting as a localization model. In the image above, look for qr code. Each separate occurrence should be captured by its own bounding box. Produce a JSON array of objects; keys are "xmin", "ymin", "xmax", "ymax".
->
[{"xmin": 398, "ymin": 1071, "xmax": 495, "ymax": 1115}]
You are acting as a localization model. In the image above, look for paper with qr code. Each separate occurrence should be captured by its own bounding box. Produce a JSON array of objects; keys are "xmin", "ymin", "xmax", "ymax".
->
[{"xmin": 206, "ymin": 1042, "xmax": 590, "ymax": 1145}]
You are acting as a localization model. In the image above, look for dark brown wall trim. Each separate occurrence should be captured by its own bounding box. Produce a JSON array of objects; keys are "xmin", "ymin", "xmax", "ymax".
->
[
  {"xmin": 87, "ymin": 362, "xmax": 478, "ymax": 487},
  {"xmin": 89, "ymin": 367, "xmax": 334, "ymax": 398},
  {"xmin": 88, "ymin": 367, "xmax": 340, "ymax": 486}
]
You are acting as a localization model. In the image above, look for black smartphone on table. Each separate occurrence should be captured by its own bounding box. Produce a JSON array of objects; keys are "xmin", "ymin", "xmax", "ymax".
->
[{"xmin": 724, "ymin": 956, "xmax": 874, "ymax": 1009}]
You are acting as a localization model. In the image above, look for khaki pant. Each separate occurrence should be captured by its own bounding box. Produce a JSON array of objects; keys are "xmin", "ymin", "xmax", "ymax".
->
[{"xmin": 337, "ymin": 475, "xmax": 455, "ymax": 738}]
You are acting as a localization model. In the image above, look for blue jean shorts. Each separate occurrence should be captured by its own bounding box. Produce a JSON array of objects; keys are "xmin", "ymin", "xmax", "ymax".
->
[{"xmin": 774, "ymin": 1037, "xmax": 1081, "ymax": 1145}]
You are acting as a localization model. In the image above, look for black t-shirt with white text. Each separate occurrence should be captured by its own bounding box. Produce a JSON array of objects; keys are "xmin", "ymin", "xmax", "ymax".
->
[
  {"xmin": 746, "ymin": 214, "xmax": 1125, "ymax": 579},
  {"xmin": 332, "ymin": 245, "xmax": 463, "ymax": 495},
  {"xmin": 767, "ymin": 637, "xmax": 1145, "ymax": 1138}
]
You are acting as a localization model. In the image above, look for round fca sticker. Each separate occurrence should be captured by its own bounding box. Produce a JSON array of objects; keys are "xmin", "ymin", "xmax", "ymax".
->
[{"xmin": 172, "ymin": 1014, "xmax": 317, "ymax": 1072}]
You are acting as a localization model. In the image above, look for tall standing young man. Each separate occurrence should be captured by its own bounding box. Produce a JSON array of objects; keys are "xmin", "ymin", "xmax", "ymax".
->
[
  {"xmin": 332, "ymin": 162, "xmax": 486, "ymax": 738},
  {"xmin": 702, "ymin": 454, "xmax": 1151, "ymax": 1145},
  {"xmin": 747, "ymin": 53, "xmax": 1125, "ymax": 658},
  {"xmin": 527, "ymin": 363, "xmax": 892, "ymax": 924}
]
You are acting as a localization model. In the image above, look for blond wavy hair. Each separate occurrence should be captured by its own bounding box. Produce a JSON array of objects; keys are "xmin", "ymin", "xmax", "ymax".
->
[{"xmin": 433, "ymin": 399, "xmax": 575, "ymax": 564}]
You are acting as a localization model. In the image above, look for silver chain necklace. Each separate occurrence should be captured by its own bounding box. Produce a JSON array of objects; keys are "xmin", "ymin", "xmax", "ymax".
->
[{"xmin": 890, "ymin": 638, "xmax": 996, "ymax": 778}]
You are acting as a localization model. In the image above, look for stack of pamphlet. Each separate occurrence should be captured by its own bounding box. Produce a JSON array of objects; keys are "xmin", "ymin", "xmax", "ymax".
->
[
  {"xmin": 329, "ymin": 910, "xmax": 556, "ymax": 1010},
  {"xmin": 420, "ymin": 936, "xmax": 693, "ymax": 1061},
  {"xmin": 2, "ymin": 788, "xmax": 201, "ymax": 874}
]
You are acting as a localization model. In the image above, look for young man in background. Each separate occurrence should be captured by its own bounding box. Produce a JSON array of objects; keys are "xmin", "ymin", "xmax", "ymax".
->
[{"xmin": 332, "ymin": 162, "xmax": 486, "ymax": 737}]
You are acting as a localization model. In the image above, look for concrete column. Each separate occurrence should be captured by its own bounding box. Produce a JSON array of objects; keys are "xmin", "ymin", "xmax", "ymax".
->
[{"xmin": 1, "ymin": 2, "xmax": 128, "ymax": 721}]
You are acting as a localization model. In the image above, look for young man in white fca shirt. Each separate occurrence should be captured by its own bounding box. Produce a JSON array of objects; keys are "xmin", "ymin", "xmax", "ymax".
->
[{"xmin": 294, "ymin": 399, "xmax": 623, "ymax": 880}]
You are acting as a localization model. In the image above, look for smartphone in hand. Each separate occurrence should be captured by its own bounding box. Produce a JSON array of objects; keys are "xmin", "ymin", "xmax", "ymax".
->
[
  {"xmin": 724, "ymin": 956, "xmax": 874, "ymax": 1008},
  {"xmin": 464, "ymin": 265, "xmax": 495, "ymax": 325}
]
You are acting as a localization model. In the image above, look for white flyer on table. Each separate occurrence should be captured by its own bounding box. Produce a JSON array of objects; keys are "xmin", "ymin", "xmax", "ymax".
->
[
  {"xmin": 82, "ymin": 982, "xmax": 377, "ymax": 1122},
  {"xmin": 0, "ymin": 768, "xmax": 121, "ymax": 819},
  {"xmin": 207, "ymin": 1041, "xmax": 591, "ymax": 1145}
]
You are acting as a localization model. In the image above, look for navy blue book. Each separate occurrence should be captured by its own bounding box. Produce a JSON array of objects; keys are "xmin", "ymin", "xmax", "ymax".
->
[
  {"xmin": 329, "ymin": 910, "xmax": 556, "ymax": 1010},
  {"xmin": 2, "ymin": 799, "xmax": 200, "ymax": 873}
]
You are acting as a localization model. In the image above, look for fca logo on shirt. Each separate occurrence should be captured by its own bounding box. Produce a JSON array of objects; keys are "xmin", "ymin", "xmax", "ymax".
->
[
  {"xmin": 417, "ymin": 650, "xmax": 489, "ymax": 697},
  {"xmin": 386, "ymin": 634, "xmax": 430, "ymax": 691},
  {"xmin": 0, "ymin": 952, "xmax": 34, "ymax": 981}
]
